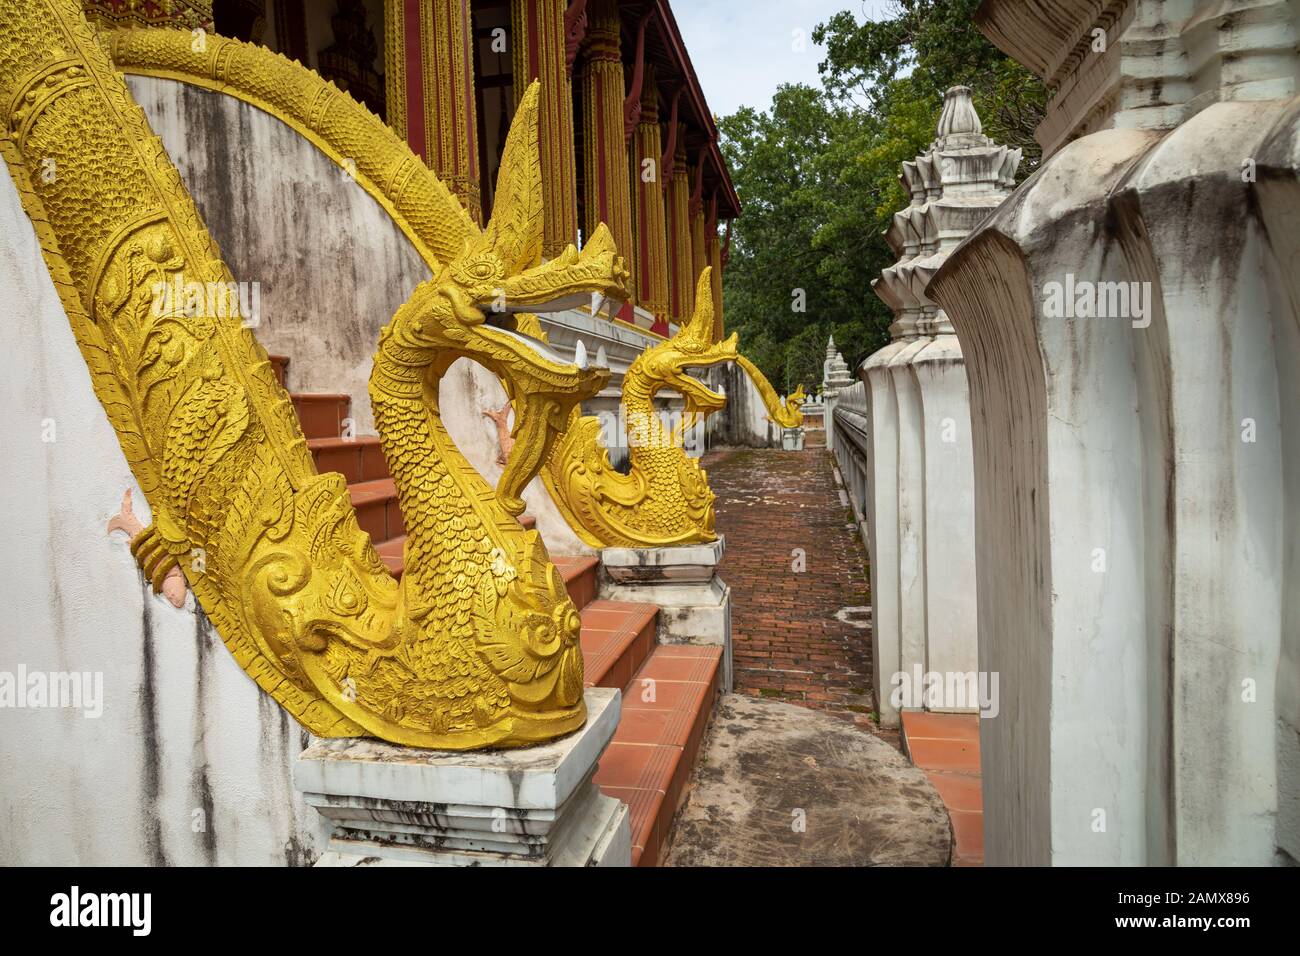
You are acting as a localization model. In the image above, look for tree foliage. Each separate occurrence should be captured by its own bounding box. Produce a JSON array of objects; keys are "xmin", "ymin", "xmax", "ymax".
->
[{"xmin": 718, "ymin": 0, "xmax": 1044, "ymax": 394}]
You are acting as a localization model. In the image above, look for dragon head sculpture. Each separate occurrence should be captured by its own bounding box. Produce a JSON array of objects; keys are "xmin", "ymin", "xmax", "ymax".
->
[
  {"xmin": 625, "ymin": 269, "xmax": 739, "ymax": 424},
  {"xmin": 543, "ymin": 268, "xmax": 805, "ymax": 548},
  {"xmin": 378, "ymin": 82, "xmax": 628, "ymax": 517}
]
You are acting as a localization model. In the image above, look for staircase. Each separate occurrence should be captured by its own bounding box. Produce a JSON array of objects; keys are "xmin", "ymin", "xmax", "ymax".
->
[{"xmin": 275, "ymin": 354, "xmax": 721, "ymax": 866}]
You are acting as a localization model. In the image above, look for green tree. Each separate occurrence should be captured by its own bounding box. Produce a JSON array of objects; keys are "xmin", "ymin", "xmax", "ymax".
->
[
  {"xmin": 719, "ymin": 0, "xmax": 1044, "ymax": 394},
  {"xmin": 814, "ymin": 0, "xmax": 1043, "ymax": 167},
  {"xmin": 718, "ymin": 86, "xmax": 884, "ymax": 395}
]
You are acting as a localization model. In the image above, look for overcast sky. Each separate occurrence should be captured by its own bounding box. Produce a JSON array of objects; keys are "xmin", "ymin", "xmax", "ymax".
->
[{"xmin": 673, "ymin": 0, "xmax": 898, "ymax": 119}]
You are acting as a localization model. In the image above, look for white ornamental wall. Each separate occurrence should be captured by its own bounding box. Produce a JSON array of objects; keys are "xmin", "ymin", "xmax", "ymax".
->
[
  {"xmin": 829, "ymin": 380, "xmax": 871, "ymax": 554},
  {"xmin": 0, "ymin": 163, "xmax": 327, "ymax": 866},
  {"xmin": 938, "ymin": 0, "xmax": 1300, "ymax": 867}
]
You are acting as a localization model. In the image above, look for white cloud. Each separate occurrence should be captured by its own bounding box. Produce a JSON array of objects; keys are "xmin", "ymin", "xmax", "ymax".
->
[{"xmin": 672, "ymin": 0, "xmax": 896, "ymax": 118}]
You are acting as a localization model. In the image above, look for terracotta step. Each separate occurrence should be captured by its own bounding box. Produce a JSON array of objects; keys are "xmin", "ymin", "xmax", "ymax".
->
[
  {"xmin": 579, "ymin": 599, "xmax": 658, "ymax": 691},
  {"xmin": 594, "ymin": 644, "xmax": 724, "ymax": 866},
  {"xmin": 310, "ymin": 435, "xmax": 389, "ymax": 484},
  {"xmin": 348, "ymin": 478, "xmax": 403, "ymax": 543},
  {"xmin": 269, "ymin": 354, "xmax": 289, "ymax": 389},
  {"xmin": 900, "ymin": 711, "xmax": 984, "ymax": 866},
  {"xmin": 551, "ymin": 554, "xmax": 598, "ymax": 609},
  {"xmin": 292, "ymin": 392, "xmax": 351, "ymax": 440}
]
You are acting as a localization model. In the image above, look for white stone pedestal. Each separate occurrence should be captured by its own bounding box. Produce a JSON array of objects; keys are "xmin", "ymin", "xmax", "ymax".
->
[
  {"xmin": 781, "ymin": 426, "xmax": 804, "ymax": 451},
  {"xmin": 598, "ymin": 538, "xmax": 733, "ymax": 691},
  {"xmin": 294, "ymin": 688, "xmax": 631, "ymax": 866}
]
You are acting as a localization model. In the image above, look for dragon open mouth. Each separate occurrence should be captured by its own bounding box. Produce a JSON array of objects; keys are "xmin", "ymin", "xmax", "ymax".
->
[
  {"xmin": 674, "ymin": 368, "xmax": 727, "ymax": 415},
  {"xmin": 494, "ymin": 223, "xmax": 629, "ymax": 316},
  {"xmin": 481, "ymin": 316, "xmax": 573, "ymax": 365},
  {"xmin": 471, "ymin": 310, "xmax": 611, "ymax": 519}
]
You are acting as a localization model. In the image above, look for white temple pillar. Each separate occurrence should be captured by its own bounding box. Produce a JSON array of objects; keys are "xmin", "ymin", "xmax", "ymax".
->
[
  {"xmin": 862, "ymin": 88, "xmax": 1019, "ymax": 728},
  {"xmin": 934, "ymin": 0, "xmax": 1300, "ymax": 865},
  {"xmin": 821, "ymin": 337, "xmax": 854, "ymax": 452}
]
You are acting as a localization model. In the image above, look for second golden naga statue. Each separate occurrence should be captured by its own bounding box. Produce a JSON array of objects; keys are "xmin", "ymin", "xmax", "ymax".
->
[{"xmin": 544, "ymin": 270, "xmax": 806, "ymax": 549}]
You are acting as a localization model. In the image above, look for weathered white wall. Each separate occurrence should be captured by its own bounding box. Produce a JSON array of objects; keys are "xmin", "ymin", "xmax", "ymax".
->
[
  {"xmin": 829, "ymin": 381, "xmax": 872, "ymax": 555},
  {"xmin": 857, "ymin": 89, "xmax": 1017, "ymax": 727},
  {"xmin": 978, "ymin": 0, "xmax": 1300, "ymax": 158},
  {"xmin": 0, "ymin": 164, "xmax": 327, "ymax": 866},
  {"xmin": 128, "ymin": 75, "xmax": 428, "ymax": 438},
  {"xmin": 937, "ymin": 0, "xmax": 1300, "ymax": 867},
  {"xmin": 861, "ymin": 340, "xmax": 906, "ymax": 726},
  {"xmin": 910, "ymin": 337, "xmax": 977, "ymax": 683},
  {"xmin": 1256, "ymin": 99, "xmax": 1300, "ymax": 865},
  {"xmin": 706, "ymin": 362, "xmax": 783, "ymax": 449}
]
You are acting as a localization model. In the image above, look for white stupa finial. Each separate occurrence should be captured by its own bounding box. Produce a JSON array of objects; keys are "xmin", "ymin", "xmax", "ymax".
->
[{"xmin": 936, "ymin": 86, "xmax": 982, "ymax": 142}]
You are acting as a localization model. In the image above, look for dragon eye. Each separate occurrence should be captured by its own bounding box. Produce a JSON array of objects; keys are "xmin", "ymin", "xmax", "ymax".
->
[{"xmin": 452, "ymin": 253, "xmax": 504, "ymax": 287}]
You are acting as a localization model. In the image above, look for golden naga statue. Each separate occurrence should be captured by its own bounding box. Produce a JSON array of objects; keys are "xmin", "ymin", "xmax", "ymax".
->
[
  {"xmin": 542, "ymin": 271, "xmax": 806, "ymax": 548},
  {"xmin": 0, "ymin": 0, "xmax": 629, "ymax": 748}
]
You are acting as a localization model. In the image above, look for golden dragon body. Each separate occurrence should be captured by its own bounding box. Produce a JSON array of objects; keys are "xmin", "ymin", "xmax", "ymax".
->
[
  {"xmin": 0, "ymin": 0, "xmax": 628, "ymax": 748},
  {"xmin": 543, "ymin": 271, "xmax": 806, "ymax": 548}
]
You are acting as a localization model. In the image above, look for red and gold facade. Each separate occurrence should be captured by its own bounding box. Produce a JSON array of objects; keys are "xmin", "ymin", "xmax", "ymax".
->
[
  {"xmin": 98, "ymin": 0, "xmax": 738, "ymax": 337},
  {"xmin": 576, "ymin": 0, "xmax": 633, "ymax": 290},
  {"xmin": 82, "ymin": 0, "xmax": 214, "ymax": 30}
]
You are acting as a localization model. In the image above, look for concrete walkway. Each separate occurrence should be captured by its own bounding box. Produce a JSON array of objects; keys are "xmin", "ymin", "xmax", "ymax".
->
[{"xmin": 665, "ymin": 695, "xmax": 951, "ymax": 866}]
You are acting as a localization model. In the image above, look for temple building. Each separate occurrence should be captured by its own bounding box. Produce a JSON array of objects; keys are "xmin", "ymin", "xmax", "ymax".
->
[{"xmin": 82, "ymin": 0, "xmax": 739, "ymax": 339}]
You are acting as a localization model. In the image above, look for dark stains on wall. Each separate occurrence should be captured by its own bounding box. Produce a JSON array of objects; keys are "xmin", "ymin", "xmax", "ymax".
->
[
  {"xmin": 707, "ymin": 363, "xmax": 775, "ymax": 449},
  {"xmin": 192, "ymin": 607, "xmax": 219, "ymax": 865},
  {"xmin": 138, "ymin": 585, "xmax": 168, "ymax": 867}
]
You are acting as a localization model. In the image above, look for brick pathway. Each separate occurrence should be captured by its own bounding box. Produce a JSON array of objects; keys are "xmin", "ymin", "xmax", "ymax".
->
[{"xmin": 703, "ymin": 447, "xmax": 887, "ymax": 739}]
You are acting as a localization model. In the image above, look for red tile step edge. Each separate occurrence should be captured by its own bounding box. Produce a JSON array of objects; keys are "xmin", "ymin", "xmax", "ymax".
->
[
  {"xmin": 593, "ymin": 644, "xmax": 723, "ymax": 867},
  {"xmin": 348, "ymin": 478, "xmax": 403, "ymax": 543},
  {"xmin": 900, "ymin": 710, "xmax": 984, "ymax": 867},
  {"xmin": 580, "ymin": 599, "xmax": 657, "ymax": 690},
  {"xmin": 309, "ymin": 435, "xmax": 389, "ymax": 484}
]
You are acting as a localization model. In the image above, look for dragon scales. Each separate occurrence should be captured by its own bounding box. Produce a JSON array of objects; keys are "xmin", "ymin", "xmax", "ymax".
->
[
  {"xmin": 543, "ymin": 270, "xmax": 806, "ymax": 548},
  {"xmin": 0, "ymin": 0, "xmax": 630, "ymax": 749}
]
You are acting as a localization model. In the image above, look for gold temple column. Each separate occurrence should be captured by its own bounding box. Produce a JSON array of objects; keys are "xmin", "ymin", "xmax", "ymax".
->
[
  {"xmin": 707, "ymin": 195, "xmax": 724, "ymax": 340},
  {"xmin": 689, "ymin": 155, "xmax": 708, "ymax": 290},
  {"xmin": 630, "ymin": 66, "xmax": 668, "ymax": 323},
  {"xmin": 384, "ymin": 0, "xmax": 482, "ymax": 223},
  {"xmin": 577, "ymin": 0, "xmax": 633, "ymax": 280},
  {"xmin": 511, "ymin": 0, "xmax": 579, "ymax": 257},
  {"xmin": 665, "ymin": 138, "xmax": 693, "ymax": 325}
]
